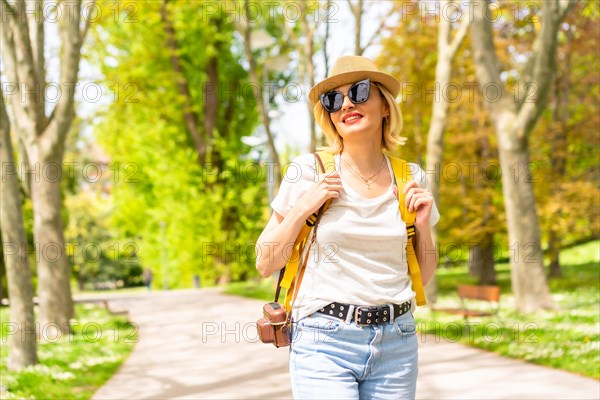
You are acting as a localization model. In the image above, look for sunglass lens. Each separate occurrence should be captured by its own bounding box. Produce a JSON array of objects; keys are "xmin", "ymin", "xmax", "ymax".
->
[
  {"xmin": 321, "ymin": 92, "xmax": 344, "ymax": 112},
  {"xmin": 349, "ymin": 80, "xmax": 370, "ymax": 104}
]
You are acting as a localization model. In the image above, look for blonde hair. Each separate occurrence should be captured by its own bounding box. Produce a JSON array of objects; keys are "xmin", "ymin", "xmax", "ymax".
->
[{"xmin": 314, "ymin": 83, "xmax": 406, "ymax": 154}]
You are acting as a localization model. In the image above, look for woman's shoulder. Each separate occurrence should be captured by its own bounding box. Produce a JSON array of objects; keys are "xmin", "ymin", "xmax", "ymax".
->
[
  {"xmin": 386, "ymin": 156, "xmax": 429, "ymax": 187},
  {"xmin": 282, "ymin": 153, "xmax": 319, "ymax": 183},
  {"xmin": 289, "ymin": 153, "xmax": 317, "ymax": 166},
  {"xmin": 407, "ymin": 162, "xmax": 430, "ymax": 188}
]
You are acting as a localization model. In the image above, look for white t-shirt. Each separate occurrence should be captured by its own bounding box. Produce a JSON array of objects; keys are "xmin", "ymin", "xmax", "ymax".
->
[{"xmin": 271, "ymin": 153, "xmax": 440, "ymax": 322}]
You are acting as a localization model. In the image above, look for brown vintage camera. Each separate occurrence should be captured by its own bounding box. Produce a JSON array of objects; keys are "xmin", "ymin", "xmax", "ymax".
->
[{"xmin": 257, "ymin": 302, "xmax": 290, "ymax": 348}]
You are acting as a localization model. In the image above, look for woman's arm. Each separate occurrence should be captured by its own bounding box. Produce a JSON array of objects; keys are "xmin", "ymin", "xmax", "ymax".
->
[
  {"xmin": 413, "ymin": 223, "xmax": 438, "ymax": 286},
  {"xmin": 403, "ymin": 180, "xmax": 439, "ymax": 286},
  {"xmin": 255, "ymin": 171, "xmax": 342, "ymax": 277}
]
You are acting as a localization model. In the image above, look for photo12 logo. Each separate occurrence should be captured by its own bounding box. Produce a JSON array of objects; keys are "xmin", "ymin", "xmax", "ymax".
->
[
  {"xmin": 1, "ymin": 81, "xmax": 139, "ymax": 105},
  {"xmin": 0, "ymin": 1, "xmax": 139, "ymax": 24}
]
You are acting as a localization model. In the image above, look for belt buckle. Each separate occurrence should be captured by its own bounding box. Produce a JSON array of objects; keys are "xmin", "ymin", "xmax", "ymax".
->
[{"xmin": 354, "ymin": 306, "xmax": 379, "ymax": 327}]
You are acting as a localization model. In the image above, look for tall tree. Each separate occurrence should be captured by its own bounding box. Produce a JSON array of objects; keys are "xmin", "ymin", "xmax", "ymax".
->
[
  {"xmin": 0, "ymin": 91, "xmax": 38, "ymax": 369},
  {"xmin": 347, "ymin": 0, "xmax": 394, "ymax": 56},
  {"xmin": 160, "ymin": 0, "xmax": 207, "ymax": 164},
  {"xmin": 88, "ymin": 0, "xmax": 264, "ymax": 285},
  {"xmin": 299, "ymin": 1, "xmax": 318, "ymax": 152},
  {"xmin": 424, "ymin": 0, "xmax": 470, "ymax": 304},
  {"xmin": 470, "ymin": 0, "xmax": 575, "ymax": 312},
  {"xmin": 239, "ymin": 0, "xmax": 281, "ymax": 187},
  {"xmin": 0, "ymin": 0, "xmax": 93, "ymax": 332},
  {"xmin": 534, "ymin": 2, "xmax": 600, "ymax": 275}
]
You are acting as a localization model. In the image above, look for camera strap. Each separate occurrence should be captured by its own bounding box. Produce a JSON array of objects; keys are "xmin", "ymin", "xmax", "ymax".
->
[{"xmin": 274, "ymin": 266, "xmax": 285, "ymax": 303}]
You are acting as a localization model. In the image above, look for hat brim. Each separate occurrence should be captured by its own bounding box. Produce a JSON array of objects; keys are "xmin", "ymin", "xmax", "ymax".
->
[{"xmin": 308, "ymin": 71, "xmax": 400, "ymax": 104}]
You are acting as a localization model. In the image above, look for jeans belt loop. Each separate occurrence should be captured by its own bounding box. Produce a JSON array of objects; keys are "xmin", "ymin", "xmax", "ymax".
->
[
  {"xmin": 345, "ymin": 305, "xmax": 355, "ymax": 324},
  {"xmin": 388, "ymin": 303, "xmax": 395, "ymax": 324}
]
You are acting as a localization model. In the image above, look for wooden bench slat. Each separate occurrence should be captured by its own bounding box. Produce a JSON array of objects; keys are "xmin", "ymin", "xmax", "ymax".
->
[
  {"xmin": 433, "ymin": 284, "xmax": 500, "ymax": 320},
  {"xmin": 457, "ymin": 285, "xmax": 500, "ymax": 302}
]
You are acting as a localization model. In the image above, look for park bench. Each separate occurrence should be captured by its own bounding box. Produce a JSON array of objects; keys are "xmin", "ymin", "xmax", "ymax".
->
[{"xmin": 431, "ymin": 284, "xmax": 501, "ymax": 320}]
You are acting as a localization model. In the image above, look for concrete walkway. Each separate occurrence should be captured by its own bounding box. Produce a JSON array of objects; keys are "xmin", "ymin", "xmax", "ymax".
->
[{"xmin": 90, "ymin": 289, "xmax": 599, "ymax": 400}]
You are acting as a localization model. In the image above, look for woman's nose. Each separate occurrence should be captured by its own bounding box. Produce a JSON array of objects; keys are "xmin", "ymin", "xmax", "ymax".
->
[{"xmin": 341, "ymin": 93, "xmax": 354, "ymax": 111}]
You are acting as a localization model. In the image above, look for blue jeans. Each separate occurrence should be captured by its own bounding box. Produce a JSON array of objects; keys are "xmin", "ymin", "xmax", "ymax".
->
[{"xmin": 289, "ymin": 310, "xmax": 418, "ymax": 400}]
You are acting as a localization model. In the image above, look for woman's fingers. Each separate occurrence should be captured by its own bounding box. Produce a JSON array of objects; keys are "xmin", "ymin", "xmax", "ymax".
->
[
  {"xmin": 404, "ymin": 184, "xmax": 433, "ymax": 213},
  {"xmin": 318, "ymin": 172, "xmax": 342, "ymax": 200}
]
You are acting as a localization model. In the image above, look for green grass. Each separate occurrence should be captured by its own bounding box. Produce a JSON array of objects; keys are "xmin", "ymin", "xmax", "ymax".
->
[
  {"xmin": 225, "ymin": 278, "xmax": 278, "ymax": 301},
  {"xmin": 227, "ymin": 240, "xmax": 600, "ymax": 379},
  {"xmin": 0, "ymin": 304, "xmax": 137, "ymax": 399}
]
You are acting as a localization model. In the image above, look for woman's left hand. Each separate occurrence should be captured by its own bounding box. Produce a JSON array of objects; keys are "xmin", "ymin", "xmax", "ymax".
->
[{"xmin": 402, "ymin": 181, "xmax": 434, "ymax": 227}]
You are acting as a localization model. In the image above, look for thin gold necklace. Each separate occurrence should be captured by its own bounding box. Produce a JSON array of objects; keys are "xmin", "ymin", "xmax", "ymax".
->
[{"xmin": 341, "ymin": 155, "xmax": 386, "ymax": 190}]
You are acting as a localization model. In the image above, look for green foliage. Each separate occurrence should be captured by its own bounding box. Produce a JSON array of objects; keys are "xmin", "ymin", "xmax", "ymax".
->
[
  {"xmin": 83, "ymin": 1, "xmax": 266, "ymax": 288},
  {"xmin": 0, "ymin": 304, "xmax": 137, "ymax": 399}
]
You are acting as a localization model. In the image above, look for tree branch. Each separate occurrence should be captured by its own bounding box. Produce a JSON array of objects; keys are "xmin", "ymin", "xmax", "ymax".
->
[
  {"xmin": 345, "ymin": 0, "xmax": 358, "ymax": 16},
  {"xmin": 515, "ymin": 0, "xmax": 573, "ymax": 139},
  {"xmin": 0, "ymin": 15, "xmax": 35, "ymax": 148},
  {"xmin": 0, "ymin": 86, "xmax": 10, "ymax": 140},
  {"xmin": 1, "ymin": 0, "xmax": 16, "ymax": 18},
  {"xmin": 30, "ymin": 0, "xmax": 46, "ymax": 116},
  {"xmin": 159, "ymin": 0, "xmax": 206, "ymax": 165},
  {"xmin": 80, "ymin": 0, "xmax": 95, "ymax": 44},
  {"xmin": 361, "ymin": 5, "xmax": 396, "ymax": 55},
  {"xmin": 470, "ymin": 0, "xmax": 514, "ymax": 118},
  {"xmin": 5, "ymin": 0, "xmax": 44, "ymax": 134},
  {"xmin": 559, "ymin": 0, "xmax": 577, "ymax": 20},
  {"xmin": 41, "ymin": 0, "xmax": 83, "ymax": 156},
  {"xmin": 448, "ymin": 12, "xmax": 471, "ymax": 58}
]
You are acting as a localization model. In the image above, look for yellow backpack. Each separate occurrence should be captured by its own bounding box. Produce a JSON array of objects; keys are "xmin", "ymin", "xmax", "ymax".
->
[{"xmin": 279, "ymin": 151, "xmax": 427, "ymax": 312}]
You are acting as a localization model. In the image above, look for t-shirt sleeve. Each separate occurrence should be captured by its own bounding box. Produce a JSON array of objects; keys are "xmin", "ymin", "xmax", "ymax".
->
[
  {"xmin": 408, "ymin": 162, "xmax": 440, "ymax": 227},
  {"xmin": 271, "ymin": 153, "xmax": 320, "ymax": 217}
]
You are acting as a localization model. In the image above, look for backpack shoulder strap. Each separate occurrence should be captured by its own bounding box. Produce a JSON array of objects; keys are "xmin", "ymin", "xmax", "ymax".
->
[
  {"xmin": 388, "ymin": 156, "xmax": 427, "ymax": 306},
  {"xmin": 280, "ymin": 151, "xmax": 336, "ymax": 311}
]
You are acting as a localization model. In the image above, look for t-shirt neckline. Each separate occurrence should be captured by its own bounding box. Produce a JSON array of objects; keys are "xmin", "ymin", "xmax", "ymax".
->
[{"xmin": 334, "ymin": 154, "xmax": 395, "ymax": 202}]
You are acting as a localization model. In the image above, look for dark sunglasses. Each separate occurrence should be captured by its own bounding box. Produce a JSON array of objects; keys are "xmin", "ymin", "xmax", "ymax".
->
[{"xmin": 319, "ymin": 79, "xmax": 372, "ymax": 113}]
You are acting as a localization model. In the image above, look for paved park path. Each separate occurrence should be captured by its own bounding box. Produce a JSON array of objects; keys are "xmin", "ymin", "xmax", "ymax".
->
[{"xmin": 89, "ymin": 289, "xmax": 599, "ymax": 400}]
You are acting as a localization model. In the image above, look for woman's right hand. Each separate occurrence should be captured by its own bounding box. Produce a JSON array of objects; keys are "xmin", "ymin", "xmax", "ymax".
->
[
  {"xmin": 296, "ymin": 171, "xmax": 342, "ymax": 219},
  {"xmin": 255, "ymin": 171, "xmax": 342, "ymax": 277}
]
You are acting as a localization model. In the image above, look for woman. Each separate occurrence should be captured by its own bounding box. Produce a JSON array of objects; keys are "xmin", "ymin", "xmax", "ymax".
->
[{"xmin": 255, "ymin": 55, "xmax": 440, "ymax": 399}]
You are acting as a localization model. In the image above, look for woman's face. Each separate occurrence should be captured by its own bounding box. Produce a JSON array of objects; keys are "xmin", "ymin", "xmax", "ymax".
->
[{"xmin": 329, "ymin": 82, "xmax": 388, "ymax": 142}]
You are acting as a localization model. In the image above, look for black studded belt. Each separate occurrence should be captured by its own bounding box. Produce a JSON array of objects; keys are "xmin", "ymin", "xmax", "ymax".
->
[{"xmin": 316, "ymin": 301, "xmax": 412, "ymax": 326}]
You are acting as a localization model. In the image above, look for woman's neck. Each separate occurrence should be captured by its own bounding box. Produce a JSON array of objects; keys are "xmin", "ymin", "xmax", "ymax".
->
[{"xmin": 340, "ymin": 142, "xmax": 385, "ymax": 171}]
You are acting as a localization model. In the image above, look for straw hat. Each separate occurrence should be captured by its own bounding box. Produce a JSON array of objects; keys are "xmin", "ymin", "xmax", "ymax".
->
[{"xmin": 308, "ymin": 55, "xmax": 400, "ymax": 104}]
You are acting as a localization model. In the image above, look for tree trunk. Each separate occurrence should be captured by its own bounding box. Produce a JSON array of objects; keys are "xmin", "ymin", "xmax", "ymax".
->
[
  {"xmin": 349, "ymin": 0, "xmax": 363, "ymax": 55},
  {"xmin": 547, "ymin": 31, "xmax": 571, "ymax": 278},
  {"xmin": 300, "ymin": 2, "xmax": 317, "ymax": 152},
  {"xmin": 321, "ymin": 2, "xmax": 332, "ymax": 148},
  {"xmin": 161, "ymin": 0, "xmax": 206, "ymax": 164},
  {"xmin": 424, "ymin": 2, "xmax": 470, "ymax": 305},
  {"xmin": 31, "ymin": 149, "xmax": 75, "ymax": 331},
  {"xmin": 241, "ymin": 0, "xmax": 281, "ymax": 187},
  {"xmin": 1, "ymin": 0, "xmax": 92, "ymax": 330},
  {"xmin": 548, "ymin": 229, "xmax": 562, "ymax": 278},
  {"xmin": 468, "ymin": 99, "xmax": 497, "ymax": 285},
  {"xmin": 497, "ymin": 140, "xmax": 553, "ymax": 311},
  {"xmin": 0, "ymin": 92, "xmax": 38, "ymax": 369},
  {"xmin": 470, "ymin": 0, "xmax": 573, "ymax": 312},
  {"xmin": 469, "ymin": 234, "xmax": 497, "ymax": 285}
]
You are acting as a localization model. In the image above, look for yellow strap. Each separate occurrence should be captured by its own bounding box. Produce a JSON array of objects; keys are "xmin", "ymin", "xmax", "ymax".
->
[
  {"xmin": 281, "ymin": 152, "xmax": 427, "ymax": 310},
  {"xmin": 388, "ymin": 156, "xmax": 427, "ymax": 306},
  {"xmin": 282, "ymin": 151, "xmax": 335, "ymax": 311},
  {"xmin": 280, "ymin": 225, "xmax": 310, "ymax": 290}
]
